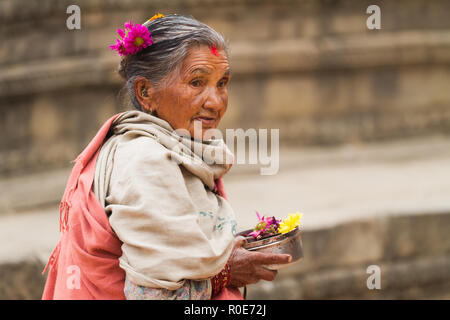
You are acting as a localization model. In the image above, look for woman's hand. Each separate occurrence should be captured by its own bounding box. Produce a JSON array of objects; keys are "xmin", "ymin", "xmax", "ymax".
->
[{"xmin": 227, "ymin": 236, "xmax": 292, "ymax": 287}]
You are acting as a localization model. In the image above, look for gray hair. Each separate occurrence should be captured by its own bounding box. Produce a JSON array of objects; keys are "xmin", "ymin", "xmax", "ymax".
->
[{"xmin": 117, "ymin": 14, "xmax": 229, "ymax": 111}]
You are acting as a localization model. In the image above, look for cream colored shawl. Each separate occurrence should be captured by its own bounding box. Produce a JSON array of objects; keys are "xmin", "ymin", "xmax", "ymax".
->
[{"xmin": 93, "ymin": 110, "xmax": 237, "ymax": 290}]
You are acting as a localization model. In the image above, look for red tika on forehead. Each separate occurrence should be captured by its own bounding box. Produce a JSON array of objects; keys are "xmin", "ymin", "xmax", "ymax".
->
[{"xmin": 210, "ymin": 45, "xmax": 219, "ymax": 57}]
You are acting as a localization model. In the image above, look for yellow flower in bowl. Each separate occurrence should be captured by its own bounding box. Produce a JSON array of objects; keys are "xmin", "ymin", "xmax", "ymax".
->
[{"xmin": 278, "ymin": 212, "xmax": 303, "ymax": 234}]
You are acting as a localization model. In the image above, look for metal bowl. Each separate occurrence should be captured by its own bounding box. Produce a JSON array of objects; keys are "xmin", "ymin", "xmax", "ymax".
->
[{"xmin": 238, "ymin": 227, "xmax": 304, "ymax": 270}]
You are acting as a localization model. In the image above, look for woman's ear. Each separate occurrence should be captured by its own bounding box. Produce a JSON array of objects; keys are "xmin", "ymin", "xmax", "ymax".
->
[{"xmin": 134, "ymin": 76, "xmax": 155, "ymax": 113}]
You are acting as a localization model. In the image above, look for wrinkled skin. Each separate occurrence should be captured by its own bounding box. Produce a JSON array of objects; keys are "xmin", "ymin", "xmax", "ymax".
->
[
  {"xmin": 135, "ymin": 44, "xmax": 230, "ymax": 140},
  {"xmin": 134, "ymin": 45, "xmax": 292, "ymax": 287}
]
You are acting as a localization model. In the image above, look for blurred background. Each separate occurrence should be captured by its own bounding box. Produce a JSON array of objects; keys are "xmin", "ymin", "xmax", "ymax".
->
[{"xmin": 0, "ymin": 0, "xmax": 449, "ymax": 299}]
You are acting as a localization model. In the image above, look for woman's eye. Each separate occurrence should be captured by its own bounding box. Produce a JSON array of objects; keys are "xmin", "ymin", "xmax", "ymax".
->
[
  {"xmin": 190, "ymin": 79, "xmax": 203, "ymax": 87},
  {"xmin": 217, "ymin": 78, "xmax": 228, "ymax": 88}
]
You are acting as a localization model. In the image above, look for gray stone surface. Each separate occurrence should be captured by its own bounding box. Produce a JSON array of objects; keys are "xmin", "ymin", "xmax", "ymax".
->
[
  {"xmin": 248, "ymin": 254, "xmax": 450, "ymax": 299},
  {"xmin": 0, "ymin": 260, "xmax": 46, "ymax": 300},
  {"xmin": 225, "ymin": 136, "xmax": 450, "ymax": 231},
  {"xmin": 246, "ymin": 213, "xmax": 450, "ymax": 299}
]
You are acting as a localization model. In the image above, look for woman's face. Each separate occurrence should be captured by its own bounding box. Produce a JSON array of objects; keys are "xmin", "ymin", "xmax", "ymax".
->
[{"xmin": 141, "ymin": 44, "xmax": 231, "ymax": 140}]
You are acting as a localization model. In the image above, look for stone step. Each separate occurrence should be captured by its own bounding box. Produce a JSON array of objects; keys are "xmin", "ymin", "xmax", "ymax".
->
[{"xmin": 1, "ymin": 211, "xmax": 448, "ymax": 299}]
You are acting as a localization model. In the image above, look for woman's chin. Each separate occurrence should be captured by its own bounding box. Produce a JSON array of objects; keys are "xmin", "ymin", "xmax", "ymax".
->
[{"xmin": 190, "ymin": 121, "xmax": 219, "ymax": 139}]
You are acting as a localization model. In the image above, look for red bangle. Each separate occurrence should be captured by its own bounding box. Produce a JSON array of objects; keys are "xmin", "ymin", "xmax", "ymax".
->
[
  {"xmin": 211, "ymin": 263, "xmax": 231, "ymax": 296},
  {"xmin": 222, "ymin": 263, "xmax": 231, "ymax": 287}
]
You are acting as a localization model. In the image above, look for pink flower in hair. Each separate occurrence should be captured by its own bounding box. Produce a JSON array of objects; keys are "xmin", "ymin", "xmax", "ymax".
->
[{"xmin": 109, "ymin": 20, "xmax": 153, "ymax": 56}]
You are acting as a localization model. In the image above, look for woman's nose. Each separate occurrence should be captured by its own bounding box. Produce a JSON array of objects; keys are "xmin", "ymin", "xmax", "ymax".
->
[{"xmin": 203, "ymin": 87, "xmax": 225, "ymax": 113}]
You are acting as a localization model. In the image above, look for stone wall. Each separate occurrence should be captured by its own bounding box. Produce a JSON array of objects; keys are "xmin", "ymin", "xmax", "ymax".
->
[
  {"xmin": 1, "ymin": 0, "xmax": 450, "ymax": 177},
  {"xmin": 247, "ymin": 212, "xmax": 450, "ymax": 299},
  {"xmin": 1, "ymin": 211, "xmax": 448, "ymax": 299}
]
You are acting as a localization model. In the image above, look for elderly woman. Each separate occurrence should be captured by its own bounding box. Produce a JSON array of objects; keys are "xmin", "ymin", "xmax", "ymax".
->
[{"xmin": 42, "ymin": 14, "xmax": 291, "ymax": 300}]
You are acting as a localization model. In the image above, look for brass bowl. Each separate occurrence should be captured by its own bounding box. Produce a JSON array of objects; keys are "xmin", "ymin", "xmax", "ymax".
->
[{"xmin": 238, "ymin": 227, "xmax": 304, "ymax": 270}]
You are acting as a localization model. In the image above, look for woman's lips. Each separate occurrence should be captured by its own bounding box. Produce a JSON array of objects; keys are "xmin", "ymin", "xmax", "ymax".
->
[{"xmin": 193, "ymin": 117, "xmax": 216, "ymax": 126}]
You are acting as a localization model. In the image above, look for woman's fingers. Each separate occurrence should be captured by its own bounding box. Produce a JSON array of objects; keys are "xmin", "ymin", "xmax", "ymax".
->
[
  {"xmin": 227, "ymin": 243, "xmax": 292, "ymax": 287},
  {"xmin": 233, "ymin": 236, "xmax": 247, "ymax": 248},
  {"xmin": 252, "ymin": 252, "xmax": 292, "ymax": 266},
  {"xmin": 255, "ymin": 267, "xmax": 278, "ymax": 282}
]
